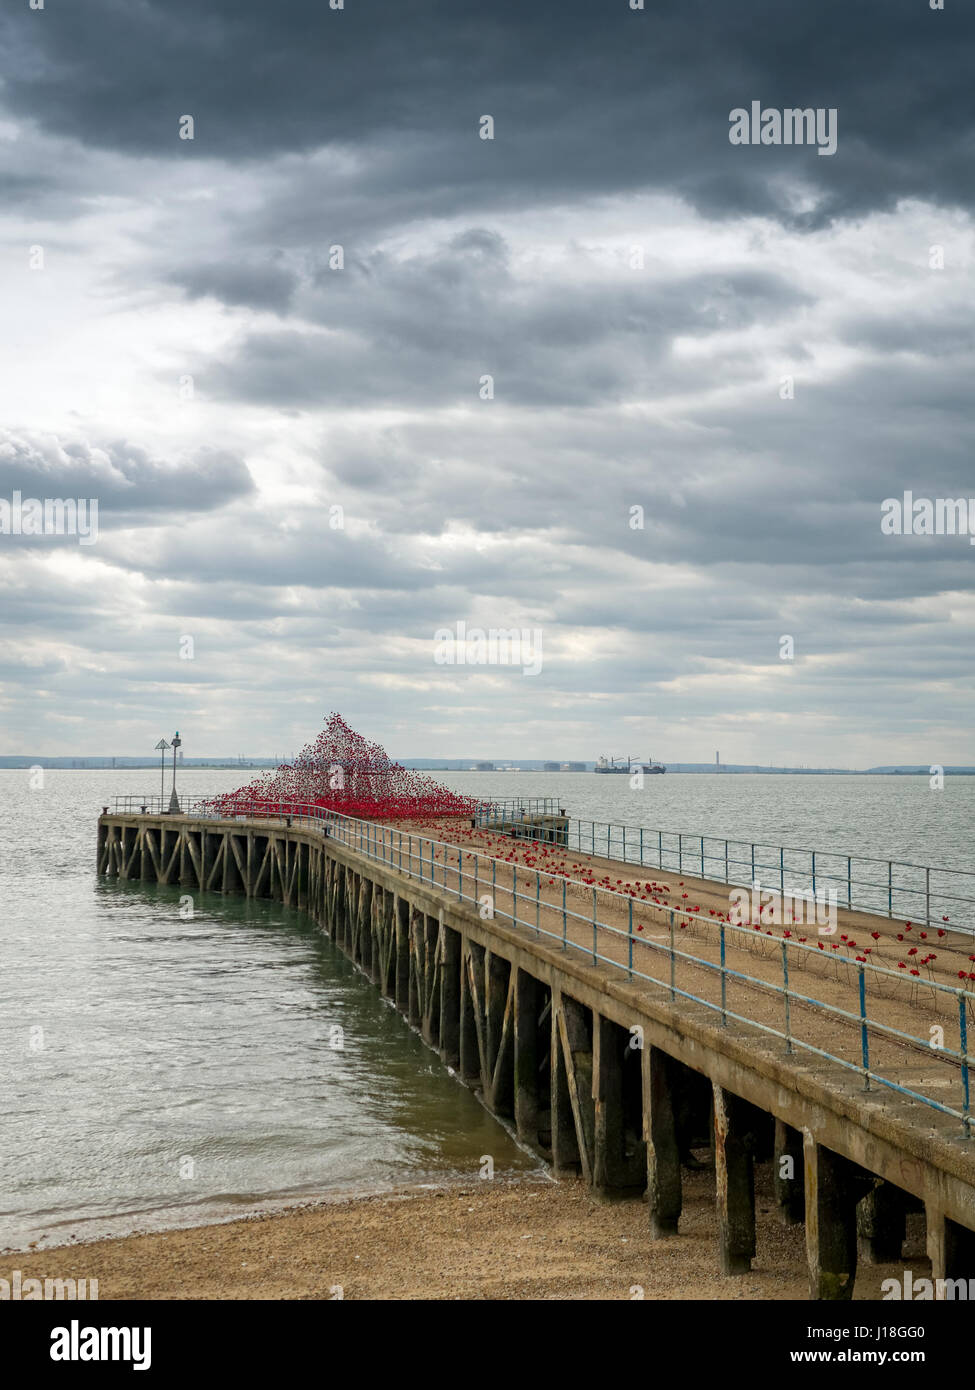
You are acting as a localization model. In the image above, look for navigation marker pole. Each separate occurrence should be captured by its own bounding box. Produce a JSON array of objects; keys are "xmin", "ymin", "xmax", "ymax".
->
[
  {"xmin": 155, "ymin": 738, "xmax": 170, "ymax": 809},
  {"xmin": 168, "ymin": 731, "xmax": 182, "ymax": 813}
]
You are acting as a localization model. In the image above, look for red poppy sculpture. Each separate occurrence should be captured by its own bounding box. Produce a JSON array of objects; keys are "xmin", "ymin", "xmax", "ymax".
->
[{"xmin": 206, "ymin": 712, "xmax": 478, "ymax": 823}]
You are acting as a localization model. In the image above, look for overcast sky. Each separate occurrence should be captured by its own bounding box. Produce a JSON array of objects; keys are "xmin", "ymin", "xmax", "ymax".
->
[{"xmin": 0, "ymin": 0, "xmax": 972, "ymax": 764}]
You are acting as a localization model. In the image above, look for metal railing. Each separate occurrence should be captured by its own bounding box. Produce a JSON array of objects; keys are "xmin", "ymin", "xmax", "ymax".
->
[
  {"xmin": 111, "ymin": 793, "xmax": 562, "ymax": 822},
  {"xmin": 471, "ymin": 809, "xmax": 975, "ymax": 936},
  {"xmin": 105, "ymin": 794, "xmax": 975, "ymax": 1136},
  {"xmin": 473, "ymin": 798, "xmax": 562, "ymax": 824}
]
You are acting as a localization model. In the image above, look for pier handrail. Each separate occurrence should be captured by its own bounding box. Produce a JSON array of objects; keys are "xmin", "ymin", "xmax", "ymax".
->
[
  {"xmin": 474, "ymin": 805, "xmax": 975, "ymax": 934},
  {"xmin": 105, "ymin": 794, "xmax": 975, "ymax": 1135}
]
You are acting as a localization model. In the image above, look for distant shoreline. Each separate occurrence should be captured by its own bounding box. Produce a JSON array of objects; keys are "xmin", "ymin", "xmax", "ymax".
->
[{"xmin": 0, "ymin": 765, "xmax": 973, "ymax": 775}]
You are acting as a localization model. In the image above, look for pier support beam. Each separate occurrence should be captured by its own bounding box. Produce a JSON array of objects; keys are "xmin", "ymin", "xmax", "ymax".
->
[
  {"xmin": 804, "ymin": 1136, "xmax": 872, "ymax": 1300},
  {"xmin": 459, "ymin": 940, "xmax": 482, "ymax": 1086},
  {"xmin": 439, "ymin": 925, "xmax": 461, "ymax": 1070},
  {"xmin": 926, "ymin": 1207, "xmax": 975, "ymax": 1293},
  {"xmin": 407, "ymin": 909, "xmax": 423, "ymax": 1028},
  {"xmin": 774, "ymin": 1119, "xmax": 805, "ymax": 1225},
  {"xmin": 643, "ymin": 1046, "xmax": 682, "ymax": 1237},
  {"xmin": 331, "ymin": 862, "xmax": 343, "ymax": 934},
  {"xmin": 557, "ymin": 995, "xmax": 595, "ymax": 1185},
  {"xmin": 394, "ymin": 898, "xmax": 409, "ymax": 1009},
  {"xmin": 358, "ymin": 879, "xmax": 374, "ymax": 977},
  {"xmin": 486, "ymin": 951, "xmax": 507, "ymax": 1083},
  {"xmin": 421, "ymin": 916, "xmax": 440, "ymax": 1045},
  {"xmin": 593, "ymin": 1016, "xmax": 643, "ymax": 1197},
  {"xmin": 485, "ymin": 952, "xmax": 514, "ymax": 1117},
  {"xmin": 550, "ymin": 990, "xmax": 582, "ymax": 1177},
  {"xmin": 513, "ymin": 970, "xmax": 539, "ymax": 1148},
  {"xmin": 857, "ymin": 1181, "xmax": 907, "ymax": 1263},
  {"xmin": 713, "ymin": 1084, "xmax": 757, "ymax": 1274}
]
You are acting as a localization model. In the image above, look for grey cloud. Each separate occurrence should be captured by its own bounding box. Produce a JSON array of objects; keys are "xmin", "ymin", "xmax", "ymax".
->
[
  {"xmin": 203, "ymin": 261, "xmax": 807, "ymax": 409},
  {"xmin": 0, "ymin": 431, "xmax": 255, "ymax": 521},
  {"xmin": 166, "ymin": 260, "xmax": 297, "ymax": 314},
  {"xmin": 3, "ymin": 0, "xmax": 975, "ymax": 228}
]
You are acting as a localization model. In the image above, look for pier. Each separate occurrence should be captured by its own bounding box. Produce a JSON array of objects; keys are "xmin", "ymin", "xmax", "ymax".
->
[{"xmin": 97, "ymin": 799, "xmax": 975, "ymax": 1299}]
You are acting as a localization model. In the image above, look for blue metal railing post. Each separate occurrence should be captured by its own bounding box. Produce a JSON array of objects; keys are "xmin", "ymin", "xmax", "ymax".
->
[
  {"xmin": 669, "ymin": 911, "xmax": 675, "ymax": 1001},
  {"xmin": 592, "ymin": 887, "xmax": 597, "ymax": 963},
  {"xmin": 782, "ymin": 940, "xmax": 792, "ymax": 1054},
  {"xmin": 628, "ymin": 899, "xmax": 633, "ymax": 978},
  {"xmin": 859, "ymin": 965, "xmax": 870, "ymax": 1090},
  {"xmin": 720, "ymin": 922, "xmax": 727, "ymax": 1025},
  {"xmin": 562, "ymin": 878, "xmax": 567, "ymax": 951},
  {"xmin": 961, "ymin": 994, "xmax": 971, "ymax": 1139},
  {"xmin": 780, "ymin": 846, "xmax": 785, "ymax": 899},
  {"xmin": 536, "ymin": 871, "xmax": 540, "ymax": 936}
]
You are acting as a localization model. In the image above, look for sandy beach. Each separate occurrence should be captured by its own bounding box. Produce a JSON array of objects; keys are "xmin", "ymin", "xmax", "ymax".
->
[{"xmin": 2, "ymin": 1168, "xmax": 927, "ymax": 1300}]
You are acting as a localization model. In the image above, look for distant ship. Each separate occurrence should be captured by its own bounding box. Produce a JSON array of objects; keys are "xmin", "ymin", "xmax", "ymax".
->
[{"xmin": 594, "ymin": 754, "xmax": 666, "ymax": 774}]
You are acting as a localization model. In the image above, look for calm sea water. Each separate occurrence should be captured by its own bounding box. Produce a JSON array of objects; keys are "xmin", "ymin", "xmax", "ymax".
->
[
  {"xmin": 2, "ymin": 767, "xmax": 971, "ymax": 1251},
  {"xmin": 435, "ymin": 770, "xmax": 975, "ymax": 872},
  {"xmin": 0, "ymin": 769, "xmax": 542, "ymax": 1253}
]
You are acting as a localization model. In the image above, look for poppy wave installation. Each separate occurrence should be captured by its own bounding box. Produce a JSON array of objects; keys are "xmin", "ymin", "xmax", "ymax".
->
[{"xmin": 206, "ymin": 712, "xmax": 477, "ymax": 823}]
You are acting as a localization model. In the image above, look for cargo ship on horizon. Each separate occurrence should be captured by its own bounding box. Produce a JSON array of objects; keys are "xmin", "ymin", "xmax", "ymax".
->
[{"xmin": 594, "ymin": 754, "xmax": 666, "ymax": 774}]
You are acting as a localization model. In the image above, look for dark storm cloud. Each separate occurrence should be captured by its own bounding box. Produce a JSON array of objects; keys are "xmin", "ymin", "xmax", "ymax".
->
[{"xmin": 3, "ymin": 0, "xmax": 975, "ymax": 225}]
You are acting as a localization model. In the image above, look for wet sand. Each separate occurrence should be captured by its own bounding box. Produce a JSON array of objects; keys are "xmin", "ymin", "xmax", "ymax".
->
[{"xmin": 1, "ymin": 1170, "xmax": 927, "ymax": 1300}]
